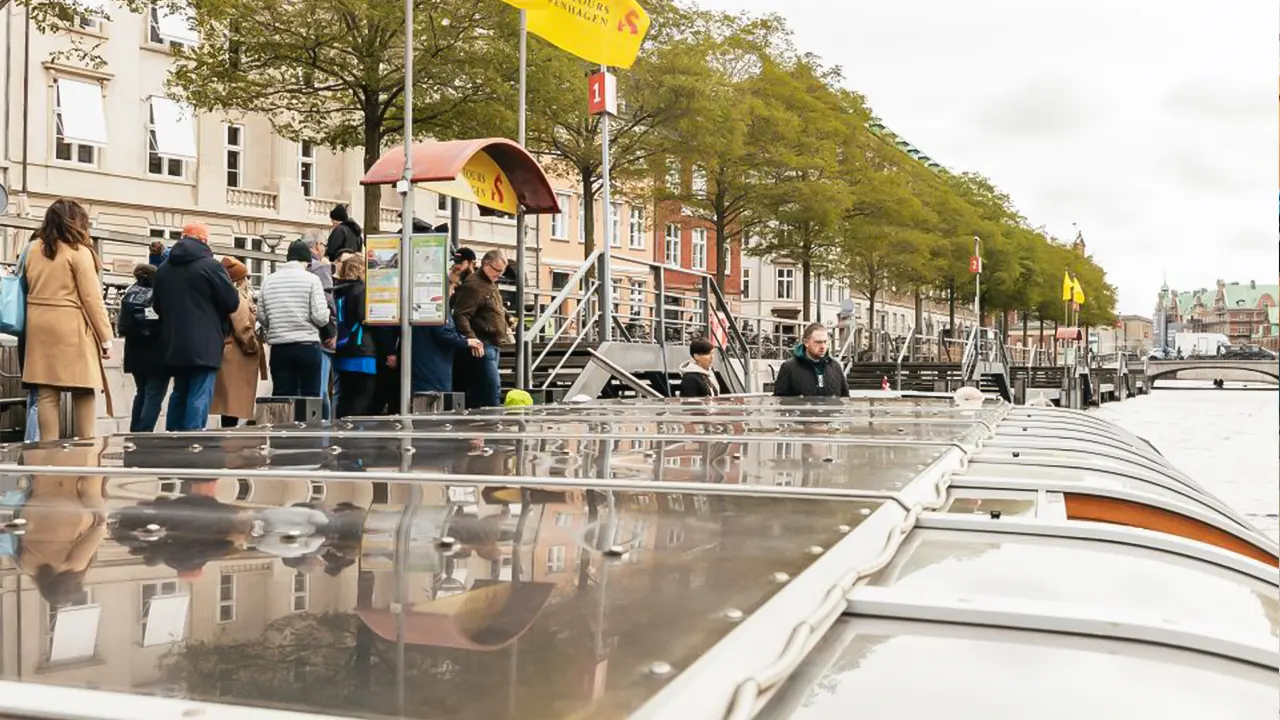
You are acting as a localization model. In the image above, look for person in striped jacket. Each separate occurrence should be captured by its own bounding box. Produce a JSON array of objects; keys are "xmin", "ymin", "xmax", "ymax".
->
[{"xmin": 259, "ymin": 241, "xmax": 331, "ymax": 398}]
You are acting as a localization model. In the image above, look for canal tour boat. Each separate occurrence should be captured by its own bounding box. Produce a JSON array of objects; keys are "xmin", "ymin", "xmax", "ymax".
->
[{"xmin": 0, "ymin": 394, "xmax": 1272, "ymax": 719}]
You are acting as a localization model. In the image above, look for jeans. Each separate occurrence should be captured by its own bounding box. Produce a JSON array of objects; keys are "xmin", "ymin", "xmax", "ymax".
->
[
  {"xmin": 166, "ymin": 370, "xmax": 218, "ymax": 431},
  {"xmin": 24, "ymin": 389, "xmax": 38, "ymax": 442},
  {"xmin": 319, "ymin": 352, "xmax": 333, "ymax": 420},
  {"xmin": 270, "ymin": 343, "xmax": 322, "ymax": 397},
  {"xmin": 130, "ymin": 373, "xmax": 170, "ymax": 433},
  {"xmin": 466, "ymin": 344, "xmax": 502, "ymax": 409}
]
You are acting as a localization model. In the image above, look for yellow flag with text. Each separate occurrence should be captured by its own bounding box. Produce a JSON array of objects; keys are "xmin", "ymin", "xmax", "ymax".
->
[
  {"xmin": 1071, "ymin": 276, "xmax": 1086, "ymax": 305},
  {"xmin": 502, "ymin": 0, "xmax": 651, "ymax": 69},
  {"xmin": 1061, "ymin": 271, "xmax": 1072, "ymax": 302}
]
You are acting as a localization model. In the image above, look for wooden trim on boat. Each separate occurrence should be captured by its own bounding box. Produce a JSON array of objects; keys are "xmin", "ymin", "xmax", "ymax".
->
[{"xmin": 1063, "ymin": 494, "xmax": 1278, "ymax": 567}]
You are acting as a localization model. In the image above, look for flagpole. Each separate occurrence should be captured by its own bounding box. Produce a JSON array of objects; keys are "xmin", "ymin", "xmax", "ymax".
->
[
  {"xmin": 514, "ymin": 11, "xmax": 528, "ymax": 389},
  {"xmin": 398, "ymin": 0, "xmax": 414, "ymax": 416},
  {"xmin": 598, "ymin": 62, "xmax": 613, "ymax": 342}
]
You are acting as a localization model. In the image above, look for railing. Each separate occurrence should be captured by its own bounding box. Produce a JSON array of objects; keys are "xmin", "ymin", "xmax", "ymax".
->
[
  {"xmin": 960, "ymin": 326, "xmax": 980, "ymax": 382},
  {"xmin": 305, "ymin": 196, "xmax": 344, "ymax": 217},
  {"xmin": 380, "ymin": 206, "xmax": 402, "ymax": 229},
  {"xmin": 226, "ymin": 188, "xmax": 279, "ymax": 212},
  {"xmin": 894, "ymin": 321, "xmax": 917, "ymax": 390}
]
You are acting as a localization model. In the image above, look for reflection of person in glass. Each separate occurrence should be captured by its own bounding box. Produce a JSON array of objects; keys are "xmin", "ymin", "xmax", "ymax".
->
[{"xmin": 17, "ymin": 446, "xmax": 107, "ymax": 606}]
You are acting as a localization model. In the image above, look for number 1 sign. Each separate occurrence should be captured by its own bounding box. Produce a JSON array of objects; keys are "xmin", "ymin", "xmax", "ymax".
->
[{"xmin": 588, "ymin": 71, "xmax": 618, "ymax": 116}]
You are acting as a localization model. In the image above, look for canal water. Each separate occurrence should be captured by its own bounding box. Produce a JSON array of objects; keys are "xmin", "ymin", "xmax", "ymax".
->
[{"xmin": 1091, "ymin": 380, "xmax": 1279, "ymax": 542}]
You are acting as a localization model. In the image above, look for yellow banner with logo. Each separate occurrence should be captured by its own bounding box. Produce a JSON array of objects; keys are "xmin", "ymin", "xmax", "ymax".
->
[
  {"xmin": 501, "ymin": 0, "xmax": 651, "ymax": 69},
  {"xmin": 420, "ymin": 150, "xmax": 518, "ymax": 215},
  {"xmin": 1071, "ymin": 276, "xmax": 1086, "ymax": 305}
]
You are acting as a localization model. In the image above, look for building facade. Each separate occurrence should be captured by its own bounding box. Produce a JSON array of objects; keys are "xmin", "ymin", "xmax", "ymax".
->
[{"xmin": 1155, "ymin": 280, "xmax": 1277, "ymax": 346}]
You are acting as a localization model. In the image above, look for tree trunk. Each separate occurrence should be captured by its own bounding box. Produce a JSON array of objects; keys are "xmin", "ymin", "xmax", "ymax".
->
[
  {"xmin": 867, "ymin": 289, "xmax": 877, "ymax": 359},
  {"xmin": 947, "ymin": 281, "xmax": 955, "ymax": 338},
  {"xmin": 581, "ymin": 172, "xmax": 596, "ymax": 258},
  {"xmin": 713, "ymin": 189, "xmax": 728, "ymax": 292},
  {"xmin": 1051, "ymin": 320, "xmax": 1058, "ymax": 365},
  {"xmin": 800, "ymin": 257, "xmax": 812, "ymax": 323},
  {"xmin": 913, "ymin": 289, "xmax": 924, "ymax": 360},
  {"xmin": 1038, "ymin": 316, "xmax": 1045, "ymax": 363},
  {"xmin": 362, "ymin": 112, "xmax": 383, "ymax": 233},
  {"xmin": 1021, "ymin": 309, "xmax": 1029, "ymax": 358}
]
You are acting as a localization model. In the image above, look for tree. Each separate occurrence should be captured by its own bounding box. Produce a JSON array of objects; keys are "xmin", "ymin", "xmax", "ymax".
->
[
  {"xmin": 169, "ymin": 0, "xmax": 519, "ymax": 232},
  {"xmin": 524, "ymin": 0, "xmax": 709, "ymax": 261}
]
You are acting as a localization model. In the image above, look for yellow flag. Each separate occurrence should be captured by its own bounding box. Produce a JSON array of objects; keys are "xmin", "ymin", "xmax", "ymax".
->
[
  {"xmin": 1061, "ymin": 271, "xmax": 1072, "ymax": 302},
  {"xmin": 502, "ymin": 0, "xmax": 651, "ymax": 69},
  {"xmin": 1072, "ymin": 276, "xmax": 1085, "ymax": 305}
]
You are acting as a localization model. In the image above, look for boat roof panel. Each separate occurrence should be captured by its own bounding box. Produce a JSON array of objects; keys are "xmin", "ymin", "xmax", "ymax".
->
[
  {"xmin": 0, "ymin": 474, "xmax": 887, "ymax": 720},
  {"xmin": 864, "ymin": 528, "xmax": 1280, "ymax": 651},
  {"xmin": 759, "ymin": 617, "xmax": 1279, "ymax": 720}
]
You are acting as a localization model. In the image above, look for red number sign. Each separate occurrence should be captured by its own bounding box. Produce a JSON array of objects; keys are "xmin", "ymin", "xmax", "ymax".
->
[
  {"xmin": 587, "ymin": 71, "xmax": 618, "ymax": 116},
  {"xmin": 969, "ymin": 256, "xmax": 982, "ymax": 274}
]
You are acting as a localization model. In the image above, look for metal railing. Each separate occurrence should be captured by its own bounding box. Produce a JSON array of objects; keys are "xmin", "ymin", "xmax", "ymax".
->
[{"xmin": 894, "ymin": 322, "xmax": 917, "ymax": 390}]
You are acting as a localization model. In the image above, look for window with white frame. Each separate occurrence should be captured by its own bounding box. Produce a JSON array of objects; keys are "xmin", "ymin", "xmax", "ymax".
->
[
  {"xmin": 664, "ymin": 224, "xmax": 680, "ymax": 265},
  {"xmin": 611, "ymin": 279, "xmax": 622, "ymax": 314},
  {"xmin": 742, "ymin": 267, "xmax": 751, "ymax": 299},
  {"xmin": 691, "ymin": 165, "xmax": 707, "ymax": 196},
  {"xmin": 292, "ymin": 571, "xmax": 309, "ymax": 612},
  {"xmin": 149, "ymin": 5, "xmax": 198, "ymax": 50},
  {"xmin": 776, "ymin": 267, "xmax": 795, "ymax": 300},
  {"xmin": 234, "ymin": 479, "xmax": 253, "ymax": 501},
  {"xmin": 140, "ymin": 580, "xmax": 183, "ymax": 644},
  {"xmin": 546, "ymin": 545, "xmax": 566, "ymax": 574},
  {"xmin": 217, "ymin": 574, "xmax": 235, "ymax": 623},
  {"xmin": 74, "ymin": 0, "xmax": 105, "ymax": 32},
  {"xmin": 609, "ymin": 203, "xmax": 622, "ymax": 248},
  {"xmin": 691, "ymin": 228, "xmax": 707, "ymax": 271},
  {"xmin": 54, "ymin": 78, "xmax": 105, "ymax": 165},
  {"xmin": 551, "ymin": 192, "xmax": 570, "ymax": 239},
  {"xmin": 628, "ymin": 207, "xmax": 645, "ymax": 249},
  {"xmin": 825, "ymin": 281, "xmax": 834, "ymax": 303},
  {"xmin": 45, "ymin": 588, "xmax": 98, "ymax": 663},
  {"xmin": 665, "ymin": 160, "xmax": 680, "ymax": 192},
  {"xmin": 666, "ymin": 527, "xmax": 685, "ymax": 546},
  {"xmin": 550, "ymin": 270, "xmax": 571, "ymax": 291},
  {"xmin": 225, "ymin": 124, "xmax": 243, "ymax": 187},
  {"xmin": 307, "ymin": 480, "xmax": 325, "ymax": 503},
  {"xmin": 232, "ymin": 236, "xmax": 265, "ymax": 288},
  {"xmin": 554, "ymin": 512, "xmax": 572, "ymax": 528},
  {"xmin": 629, "ymin": 280, "xmax": 645, "ymax": 317},
  {"xmin": 149, "ymin": 227, "xmax": 182, "ymax": 243},
  {"xmin": 298, "ymin": 140, "xmax": 316, "ymax": 197},
  {"xmin": 147, "ymin": 97, "xmax": 195, "ymax": 178},
  {"xmin": 437, "ymin": 193, "xmax": 449, "ymax": 213}
]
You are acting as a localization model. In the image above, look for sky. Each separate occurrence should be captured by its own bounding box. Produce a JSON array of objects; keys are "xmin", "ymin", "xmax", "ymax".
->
[{"xmin": 691, "ymin": 0, "xmax": 1279, "ymax": 315}]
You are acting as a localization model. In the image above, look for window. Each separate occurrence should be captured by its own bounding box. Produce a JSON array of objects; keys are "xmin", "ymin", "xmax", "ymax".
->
[
  {"xmin": 610, "ymin": 203, "xmax": 622, "ymax": 248},
  {"xmin": 550, "ymin": 270, "xmax": 570, "ymax": 291},
  {"xmin": 545, "ymin": 545, "xmax": 566, "ymax": 574},
  {"xmin": 149, "ymin": 5, "xmax": 198, "ymax": 50},
  {"xmin": 147, "ymin": 97, "xmax": 195, "ymax": 178},
  {"xmin": 54, "ymin": 78, "xmax": 105, "ymax": 164},
  {"xmin": 45, "ymin": 588, "xmax": 97, "ymax": 663},
  {"xmin": 551, "ymin": 192, "xmax": 570, "ymax": 239},
  {"xmin": 232, "ymin": 236, "xmax": 265, "ymax": 288},
  {"xmin": 691, "ymin": 165, "xmax": 707, "ymax": 196},
  {"xmin": 664, "ymin": 224, "xmax": 681, "ymax": 265},
  {"xmin": 234, "ymin": 479, "xmax": 252, "ymax": 501},
  {"xmin": 140, "ymin": 580, "xmax": 184, "ymax": 645},
  {"xmin": 307, "ymin": 480, "xmax": 325, "ymax": 503},
  {"xmin": 292, "ymin": 571, "xmax": 309, "ymax": 612},
  {"xmin": 217, "ymin": 574, "xmax": 236, "ymax": 623},
  {"xmin": 742, "ymin": 268, "xmax": 751, "ymax": 299},
  {"xmin": 149, "ymin": 227, "xmax": 182, "ymax": 242},
  {"xmin": 825, "ymin": 281, "xmax": 834, "ymax": 303},
  {"xmin": 691, "ymin": 229, "xmax": 707, "ymax": 271},
  {"xmin": 776, "ymin": 267, "xmax": 795, "ymax": 300},
  {"xmin": 631, "ymin": 521, "xmax": 649, "ymax": 549},
  {"xmin": 668, "ymin": 495, "xmax": 684, "ymax": 511},
  {"xmin": 554, "ymin": 512, "xmax": 572, "ymax": 528},
  {"xmin": 630, "ymin": 280, "xmax": 645, "ymax": 317},
  {"xmin": 298, "ymin": 141, "xmax": 316, "ymax": 197},
  {"xmin": 620, "ymin": 207, "xmax": 644, "ymax": 250},
  {"xmin": 666, "ymin": 527, "xmax": 685, "ymax": 546},
  {"xmin": 437, "ymin": 193, "xmax": 449, "ymax": 213},
  {"xmin": 665, "ymin": 160, "xmax": 680, "ymax": 192},
  {"xmin": 577, "ymin": 197, "xmax": 587, "ymax": 243},
  {"xmin": 225, "ymin": 124, "xmax": 243, "ymax": 187},
  {"xmin": 159, "ymin": 479, "xmax": 179, "ymax": 494}
]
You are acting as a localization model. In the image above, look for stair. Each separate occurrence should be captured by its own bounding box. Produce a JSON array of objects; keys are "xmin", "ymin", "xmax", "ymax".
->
[
  {"xmin": 980, "ymin": 372, "xmax": 1014, "ymax": 403},
  {"xmin": 846, "ymin": 363, "xmax": 963, "ymax": 392}
]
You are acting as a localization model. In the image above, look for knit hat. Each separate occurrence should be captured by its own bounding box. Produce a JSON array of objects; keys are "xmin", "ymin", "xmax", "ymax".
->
[
  {"xmin": 504, "ymin": 389, "xmax": 533, "ymax": 407},
  {"xmin": 329, "ymin": 204, "xmax": 349, "ymax": 223},
  {"xmin": 286, "ymin": 239, "xmax": 312, "ymax": 262},
  {"xmin": 132, "ymin": 263, "xmax": 157, "ymax": 284},
  {"xmin": 221, "ymin": 256, "xmax": 249, "ymax": 283},
  {"xmin": 181, "ymin": 222, "xmax": 209, "ymax": 242}
]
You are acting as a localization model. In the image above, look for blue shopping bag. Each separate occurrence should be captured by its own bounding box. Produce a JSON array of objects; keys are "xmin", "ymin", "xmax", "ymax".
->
[{"xmin": 0, "ymin": 244, "xmax": 29, "ymax": 335}]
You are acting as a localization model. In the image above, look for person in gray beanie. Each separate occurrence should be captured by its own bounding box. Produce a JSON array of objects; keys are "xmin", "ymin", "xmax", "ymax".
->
[{"xmin": 325, "ymin": 204, "xmax": 363, "ymax": 262}]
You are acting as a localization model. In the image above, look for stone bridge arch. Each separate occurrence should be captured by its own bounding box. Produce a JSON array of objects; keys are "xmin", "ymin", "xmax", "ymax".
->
[{"xmin": 1146, "ymin": 360, "xmax": 1279, "ymax": 384}]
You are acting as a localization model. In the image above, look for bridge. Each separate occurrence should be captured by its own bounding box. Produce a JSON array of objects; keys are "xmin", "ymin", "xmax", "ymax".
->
[{"xmin": 1146, "ymin": 359, "xmax": 1279, "ymax": 383}]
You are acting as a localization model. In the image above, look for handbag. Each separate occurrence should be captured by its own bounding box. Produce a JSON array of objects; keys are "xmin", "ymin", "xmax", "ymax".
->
[{"xmin": 0, "ymin": 243, "xmax": 30, "ymax": 334}]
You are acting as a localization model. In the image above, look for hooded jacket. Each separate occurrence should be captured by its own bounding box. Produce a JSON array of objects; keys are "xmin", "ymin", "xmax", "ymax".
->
[
  {"xmin": 333, "ymin": 279, "xmax": 377, "ymax": 374},
  {"xmin": 772, "ymin": 344, "xmax": 849, "ymax": 398},
  {"xmin": 152, "ymin": 237, "xmax": 241, "ymax": 370},
  {"xmin": 118, "ymin": 282, "xmax": 165, "ymax": 376},
  {"xmin": 325, "ymin": 220, "xmax": 363, "ymax": 262},
  {"xmin": 678, "ymin": 360, "xmax": 719, "ymax": 398}
]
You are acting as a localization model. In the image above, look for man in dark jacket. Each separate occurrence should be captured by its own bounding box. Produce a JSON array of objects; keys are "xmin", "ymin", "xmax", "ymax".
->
[
  {"xmin": 452, "ymin": 249, "xmax": 511, "ymax": 408},
  {"xmin": 772, "ymin": 323, "xmax": 850, "ymax": 398},
  {"xmin": 152, "ymin": 223, "xmax": 241, "ymax": 430},
  {"xmin": 678, "ymin": 338, "xmax": 719, "ymax": 398},
  {"xmin": 325, "ymin": 204, "xmax": 363, "ymax": 262},
  {"xmin": 118, "ymin": 264, "xmax": 169, "ymax": 432}
]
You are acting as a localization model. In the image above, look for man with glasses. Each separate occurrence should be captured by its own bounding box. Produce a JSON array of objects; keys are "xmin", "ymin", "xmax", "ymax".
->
[{"xmin": 452, "ymin": 249, "xmax": 512, "ymax": 408}]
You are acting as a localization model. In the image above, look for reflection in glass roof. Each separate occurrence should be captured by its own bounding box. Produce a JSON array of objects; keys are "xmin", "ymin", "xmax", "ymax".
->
[
  {"xmin": 762, "ymin": 618, "xmax": 1279, "ymax": 720},
  {"xmin": 0, "ymin": 471, "xmax": 885, "ymax": 720},
  {"xmin": 867, "ymin": 529, "xmax": 1280, "ymax": 650}
]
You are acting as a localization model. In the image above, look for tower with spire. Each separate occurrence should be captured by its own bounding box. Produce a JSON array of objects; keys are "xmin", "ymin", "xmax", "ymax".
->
[{"xmin": 1070, "ymin": 223, "xmax": 1086, "ymax": 255}]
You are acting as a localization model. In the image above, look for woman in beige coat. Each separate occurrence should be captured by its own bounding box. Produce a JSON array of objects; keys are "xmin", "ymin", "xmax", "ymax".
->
[
  {"xmin": 211, "ymin": 257, "xmax": 266, "ymax": 427},
  {"xmin": 22, "ymin": 199, "xmax": 113, "ymax": 440},
  {"xmin": 16, "ymin": 443, "xmax": 107, "ymax": 607}
]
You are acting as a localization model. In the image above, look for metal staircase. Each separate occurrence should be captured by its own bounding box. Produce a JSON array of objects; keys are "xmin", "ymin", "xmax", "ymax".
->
[{"xmin": 961, "ymin": 326, "xmax": 1014, "ymax": 402}]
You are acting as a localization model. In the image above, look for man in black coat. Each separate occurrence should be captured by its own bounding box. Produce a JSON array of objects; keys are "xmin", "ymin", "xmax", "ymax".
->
[
  {"xmin": 325, "ymin": 204, "xmax": 364, "ymax": 262},
  {"xmin": 772, "ymin": 323, "xmax": 850, "ymax": 398},
  {"xmin": 152, "ymin": 223, "xmax": 241, "ymax": 431}
]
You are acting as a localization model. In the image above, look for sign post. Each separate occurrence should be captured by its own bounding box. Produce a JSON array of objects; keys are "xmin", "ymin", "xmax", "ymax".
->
[
  {"xmin": 365, "ymin": 233, "xmax": 449, "ymax": 327},
  {"xmin": 972, "ymin": 235, "xmax": 981, "ymax": 327},
  {"xmin": 590, "ymin": 68, "xmax": 618, "ymax": 343}
]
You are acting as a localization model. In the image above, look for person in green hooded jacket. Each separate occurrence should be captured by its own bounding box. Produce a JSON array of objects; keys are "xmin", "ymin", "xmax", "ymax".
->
[{"xmin": 772, "ymin": 323, "xmax": 850, "ymax": 398}]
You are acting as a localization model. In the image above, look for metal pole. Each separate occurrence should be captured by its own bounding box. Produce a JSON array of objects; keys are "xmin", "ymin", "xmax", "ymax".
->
[
  {"xmin": 598, "ymin": 64, "xmax": 613, "ymax": 342},
  {"xmin": 973, "ymin": 235, "xmax": 980, "ymax": 328},
  {"xmin": 398, "ymin": 0, "xmax": 414, "ymax": 416},
  {"xmin": 514, "ymin": 12, "xmax": 528, "ymax": 389}
]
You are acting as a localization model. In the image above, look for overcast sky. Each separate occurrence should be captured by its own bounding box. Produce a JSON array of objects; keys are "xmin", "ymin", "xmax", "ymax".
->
[{"xmin": 693, "ymin": 0, "xmax": 1278, "ymax": 315}]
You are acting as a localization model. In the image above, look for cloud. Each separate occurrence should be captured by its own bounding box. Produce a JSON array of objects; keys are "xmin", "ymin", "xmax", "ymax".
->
[
  {"xmin": 1161, "ymin": 148, "xmax": 1258, "ymax": 195},
  {"xmin": 1162, "ymin": 78, "xmax": 1275, "ymax": 124},
  {"xmin": 971, "ymin": 72, "xmax": 1101, "ymax": 140}
]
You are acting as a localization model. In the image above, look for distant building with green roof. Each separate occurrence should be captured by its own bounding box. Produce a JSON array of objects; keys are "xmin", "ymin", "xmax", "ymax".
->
[{"xmin": 1155, "ymin": 280, "xmax": 1278, "ymax": 347}]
